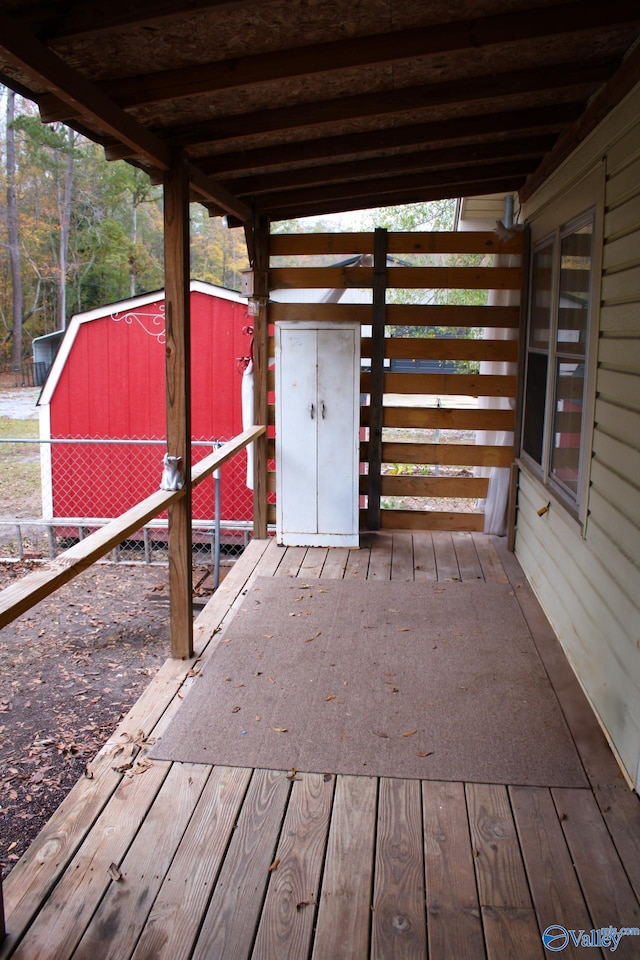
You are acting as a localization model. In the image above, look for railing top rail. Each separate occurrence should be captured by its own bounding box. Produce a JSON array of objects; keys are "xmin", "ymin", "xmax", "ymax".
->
[{"xmin": 0, "ymin": 425, "xmax": 265, "ymax": 629}]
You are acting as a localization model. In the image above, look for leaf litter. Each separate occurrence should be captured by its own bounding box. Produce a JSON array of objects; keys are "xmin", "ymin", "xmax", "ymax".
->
[{"xmin": 0, "ymin": 561, "xmax": 172, "ymax": 878}]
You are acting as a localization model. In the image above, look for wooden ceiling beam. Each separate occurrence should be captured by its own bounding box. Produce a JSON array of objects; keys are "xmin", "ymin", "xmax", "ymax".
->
[
  {"xmin": 18, "ymin": 0, "xmax": 280, "ymax": 42},
  {"xmin": 252, "ymin": 159, "xmax": 536, "ymax": 212},
  {"xmin": 170, "ymin": 59, "xmax": 615, "ymax": 147},
  {"xmin": 85, "ymin": 1, "xmax": 640, "ymax": 109},
  {"xmin": 228, "ymin": 135, "xmax": 556, "ymax": 197},
  {"xmin": 200, "ymin": 103, "xmax": 583, "ymax": 177},
  {"xmin": 263, "ymin": 176, "xmax": 526, "ymax": 223},
  {"xmin": 188, "ymin": 163, "xmax": 252, "ymax": 222},
  {"xmin": 0, "ymin": 12, "xmax": 173, "ymax": 170},
  {"xmin": 520, "ymin": 39, "xmax": 640, "ymax": 202}
]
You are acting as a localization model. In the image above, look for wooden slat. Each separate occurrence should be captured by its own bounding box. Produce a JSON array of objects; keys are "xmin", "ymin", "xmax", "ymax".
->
[
  {"xmin": 386, "ymin": 303, "xmax": 521, "ymax": 328},
  {"xmin": 362, "ymin": 406, "xmax": 515, "ymax": 431},
  {"xmin": 311, "ymin": 776, "xmax": 377, "ymax": 960},
  {"xmin": 372, "ymin": 441, "xmax": 513, "ymax": 468},
  {"xmin": 474, "ymin": 534, "xmax": 509, "ymax": 584},
  {"xmin": 552, "ymin": 788, "xmax": 640, "ymax": 940},
  {"xmin": 270, "ymin": 266, "xmax": 521, "ymax": 291},
  {"xmin": 510, "ymin": 786, "xmax": 593, "ymax": 960},
  {"xmin": 191, "ymin": 769, "xmax": 291, "ymax": 960},
  {"xmin": 320, "ymin": 547, "xmax": 350, "ymax": 579},
  {"xmin": 480, "ymin": 906, "xmax": 545, "ymax": 960},
  {"xmin": 345, "ymin": 541, "xmax": 370, "ymax": 579},
  {"xmin": 432, "ymin": 531, "xmax": 460, "ymax": 580},
  {"xmin": 412, "ymin": 533, "xmax": 437, "ymax": 580},
  {"xmin": 4, "ymin": 762, "xmax": 170, "ymax": 960},
  {"xmin": 299, "ymin": 547, "xmax": 329, "ymax": 579},
  {"xmin": 391, "ymin": 533, "xmax": 414, "ymax": 580},
  {"xmin": 360, "ymin": 441, "xmax": 513, "ymax": 467},
  {"xmin": 372, "ymin": 778, "xmax": 427, "ymax": 959},
  {"xmin": 371, "ymin": 475, "xmax": 489, "ymax": 499},
  {"xmin": 452, "ymin": 531, "xmax": 484, "ymax": 580},
  {"xmin": 252, "ymin": 773, "xmax": 334, "ymax": 960},
  {"xmin": 362, "ymin": 372, "xmax": 517, "ymax": 398},
  {"xmin": 269, "ymin": 301, "xmax": 371, "ymax": 324},
  {"xmin": 131, "ymin": 766, "xmax": 252, "ymax": 960},
  {"xmin": 73, "ymin": 763, "xmax": 211, "ymax": 960},
  {"xmin": 423, "ymin": 781, "xmax": 485, "ymax": 960},
  {"xmin": 366, "ymin": 531, "xmax": 393, "ymax": 578},
  {"xmin": 388, "ymin": 267, "xmax": 521, "ymax": 291},
  {"xmin": 466, "ymin": 783, "xmax": 532, "ymax": 909},
  {"xmin": 378, "ymin": 510, "xmax": 485, "ymax": 532},
  {"xmin": 28, "ymin": 773, "xmax": 174, "ymax": 958},
  {"xmin": 275, "ymin": 546, "xmax": 308, "ymax": 578},
  {"xmin": 592, "ymin": 782, "xmax": 640, "ymax": 902},
  {"xmin": 269, "ymin": 230, "xmax": 523, "ymax": 258},
  {"xmin": 363, "ymin": 337, "xmax": 518, "ymax": 363}
]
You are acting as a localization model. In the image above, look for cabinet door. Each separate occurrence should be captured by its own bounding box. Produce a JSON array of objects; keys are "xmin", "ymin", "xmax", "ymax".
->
[
  {"xmin": 317, "ymin": 325, "xmax": 358, "ymax": 536},
  {"xmin": 276, "ymin": 325, "xmax": 318, "ymax": 536}
]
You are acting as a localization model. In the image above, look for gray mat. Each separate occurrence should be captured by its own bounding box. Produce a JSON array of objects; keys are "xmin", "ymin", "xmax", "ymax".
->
[{"xmin": 150, "ymin": 577, "xmax": 587, "ymax": 786}]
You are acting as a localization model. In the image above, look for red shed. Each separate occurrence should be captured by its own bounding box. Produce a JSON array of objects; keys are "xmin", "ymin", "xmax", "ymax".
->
[{"xmin": 38, "ymin": 281, "xmax": 254, "ymax": 530}]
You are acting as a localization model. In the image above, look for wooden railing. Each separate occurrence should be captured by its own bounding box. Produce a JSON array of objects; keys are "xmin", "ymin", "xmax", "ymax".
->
[{"xmin": 0, "ymin": 426, "xmax": 265, "ymax": 630}]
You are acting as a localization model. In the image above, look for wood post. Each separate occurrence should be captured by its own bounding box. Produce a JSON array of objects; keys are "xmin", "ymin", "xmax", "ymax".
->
[
  {"xmin": 508, "ymin": 223, "xmax": 531, "ymax": 551},
  {"xmin": 164, "ymin": 151, "xmax": 193, "ymax": 659},
  {"xmin": 367, "ymin": 227, "xmax": 387, "ymax": 530},
  {"xmin": 251, "ymin": 215, "xmax": 270, "ymax": 539}
]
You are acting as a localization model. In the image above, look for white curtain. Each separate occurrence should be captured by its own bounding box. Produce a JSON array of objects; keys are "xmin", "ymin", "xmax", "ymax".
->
[
  {"xmin": 476, "ymin": 253, "xmax": 519, "ymax": 535},
  {"xmin": 242, "ymin": 359, "xmax": 255, "ymax": 489}
]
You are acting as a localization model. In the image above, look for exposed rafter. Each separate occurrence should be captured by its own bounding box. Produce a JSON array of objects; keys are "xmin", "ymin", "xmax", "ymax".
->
[
  {"xmin": 17, "ymin": 0, "xmax": 280, "ymax": 41},
  {"xmin": 169, "ymin": 60, "xmax": 614, "ymax": 147},
  {"xmin": 199, "ymin": 104, "xmax": 583, "ymax": 177},
  {"xmin": 65, "ymin": 2, "xmax": 640, "ymax": 112}
]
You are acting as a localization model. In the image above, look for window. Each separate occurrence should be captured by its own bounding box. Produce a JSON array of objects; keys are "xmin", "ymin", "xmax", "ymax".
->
[{"xmin": 522, "ymin": 211, "xmax": 594, "ymax": 513}]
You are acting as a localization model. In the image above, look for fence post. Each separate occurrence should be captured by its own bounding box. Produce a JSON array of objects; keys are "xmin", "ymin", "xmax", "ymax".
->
[
  {"xmin": 367, "ymin": 227, "xmax": 387, "ymax": 530},
  {"xmin": 250, "ymin": 214, "xmax": 270, "ymax": 540}
]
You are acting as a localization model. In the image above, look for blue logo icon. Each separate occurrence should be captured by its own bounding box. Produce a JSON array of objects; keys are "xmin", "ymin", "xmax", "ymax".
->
[{"xmin": 542, "ymin": 926, "xmax": 570, "ymax": 951}]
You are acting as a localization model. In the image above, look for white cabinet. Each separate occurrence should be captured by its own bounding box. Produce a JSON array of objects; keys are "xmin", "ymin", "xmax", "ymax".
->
[{"xmin": 275, "ymin": 320, "xmax": 360, "ymax": 547}]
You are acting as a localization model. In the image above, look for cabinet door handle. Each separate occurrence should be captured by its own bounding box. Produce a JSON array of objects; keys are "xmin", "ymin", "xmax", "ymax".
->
[
  {"xmin": 309, "ymin": 403, "xmax": 315, "ymax": 420},
  {"xmin": 321, "ymin": 402, "xmax": 326, "ymax": 419}
]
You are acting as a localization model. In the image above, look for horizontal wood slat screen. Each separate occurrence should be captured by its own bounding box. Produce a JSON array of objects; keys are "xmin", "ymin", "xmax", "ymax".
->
[{"xmin": 267, "ymin": 228, "xmax": 521, "ymax": 532}]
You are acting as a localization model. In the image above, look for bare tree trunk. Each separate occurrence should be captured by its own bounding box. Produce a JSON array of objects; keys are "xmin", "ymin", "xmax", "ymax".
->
[
  {"xmin": 7, "ymin": 89, "xmax": 23, "ymax": 370},
  {"xmin": 130, "ymin": 198, "xmax": 138, "ymax": 297},
  {"xmin": 57, "ymin": 125, "xmax": 74, "ymax": 329}
]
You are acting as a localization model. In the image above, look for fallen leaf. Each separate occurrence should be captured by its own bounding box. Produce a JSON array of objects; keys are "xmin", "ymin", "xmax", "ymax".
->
[
  {"xmin": 397, "ymin": 627, "xmax": 410, "ymax": 632},
  {"xmin": 417, "ymin": 751, "xmax": 434, "ymax": 758},
  {"xmin": 326, "ymin": 694, "xmax": 336, "ymax": 701},
  {"xmin": 108, "ymin": 862, "xmax": 123, "ymax": 881},
  {"xmin": 375, "ymin": 732, "xmax": 390, "ymax": 739},
  {"xmin": 7, "ymin": 841, "xmax": 17, "ymax": 852},
  {"xmin": 286, "ymin": 768, "xmax": 298, "ymax": 780},
  {"xmin": 270, "ymin": 726, "xmax": 288, "ymax": 733},
  {"xmin": 269, "ymin": 858, "xmax": 280, "ymax": 872},
  {"xmin": 267, "ymin": 676, "xmax": 275, "ymax": 683},
  {"xmin": 231, "ymin": 706, "xmax": 241, "ymax": 713},
  {"xmin": 255, "ymin": 715, "xmax": 262, "ymax": 722},
  {"xmin": 402, "ymin": 730, "xmax": 417, "ymax": 738}
]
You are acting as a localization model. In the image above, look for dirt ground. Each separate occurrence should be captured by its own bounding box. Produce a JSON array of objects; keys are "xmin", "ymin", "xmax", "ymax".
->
[{"xmin": 0, "ymin": 561, "xmax": 186, "ymax": 878}]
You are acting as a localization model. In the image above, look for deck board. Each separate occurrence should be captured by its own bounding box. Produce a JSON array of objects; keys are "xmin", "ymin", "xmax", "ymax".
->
[{"xmin": 3, "ymin": 531, "xmax": 639, "ymax": 960}]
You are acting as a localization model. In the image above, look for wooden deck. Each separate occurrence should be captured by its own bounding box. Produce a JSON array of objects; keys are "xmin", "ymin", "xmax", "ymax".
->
[{"xmin": 2, "ymin": 533, "xmax": 640, "ymax": 959}]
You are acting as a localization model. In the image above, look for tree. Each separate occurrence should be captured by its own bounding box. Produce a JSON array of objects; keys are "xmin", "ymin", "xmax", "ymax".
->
[{"xmin": 6, "ymin": 88, "xmax": 23, "ymax": 368}]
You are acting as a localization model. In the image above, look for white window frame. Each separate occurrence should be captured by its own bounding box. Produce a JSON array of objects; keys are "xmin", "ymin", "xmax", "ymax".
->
[{"xmin": 521, "ymin": 168, "xmax": 603, "ymax": 529}]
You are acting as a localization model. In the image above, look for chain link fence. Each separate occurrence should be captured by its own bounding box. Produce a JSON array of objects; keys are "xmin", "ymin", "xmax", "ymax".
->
[{"xmin": 0, "ymin": 434, "xmax": 256, "ymax": 564}]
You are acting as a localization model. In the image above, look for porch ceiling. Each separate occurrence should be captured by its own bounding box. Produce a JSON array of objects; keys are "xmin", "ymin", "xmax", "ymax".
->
[{"xmin": 0, "ymin": 1, "xmax": 639, "ymax": 222}]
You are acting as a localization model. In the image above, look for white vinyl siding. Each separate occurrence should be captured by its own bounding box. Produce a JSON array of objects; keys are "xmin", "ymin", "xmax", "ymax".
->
[{"xmin": 517, "ymin": 82, "xmax": 640, "ymax": 791}]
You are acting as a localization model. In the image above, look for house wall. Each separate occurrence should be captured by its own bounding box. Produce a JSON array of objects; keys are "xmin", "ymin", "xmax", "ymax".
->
[{"xmin": 517, "ymin": 82, "xmax": 640, "ymax": 791}]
